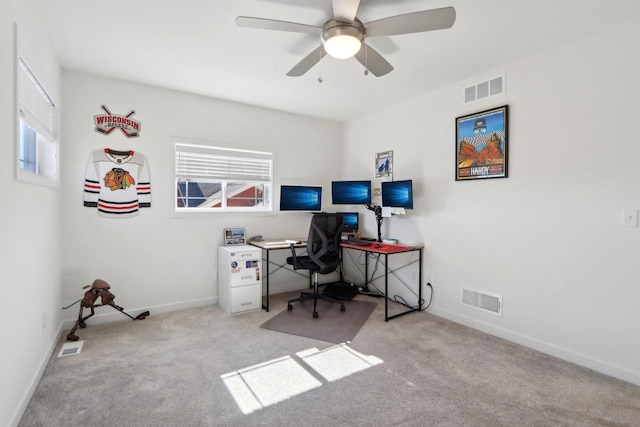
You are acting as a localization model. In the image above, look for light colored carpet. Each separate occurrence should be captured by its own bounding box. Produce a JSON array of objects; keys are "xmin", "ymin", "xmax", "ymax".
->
[
  {"xmin": 18, "ymin": 292, "xmax": 640, "ymax": 426},
  {"xmin": 260, "ymin": 298, "xmax": 377, "ymax": 343}
]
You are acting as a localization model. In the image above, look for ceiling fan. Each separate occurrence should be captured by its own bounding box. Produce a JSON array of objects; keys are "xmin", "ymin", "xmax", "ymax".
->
[{"xmin": 236, "ymin": 0, "xmax": 456, "ymax": 77}]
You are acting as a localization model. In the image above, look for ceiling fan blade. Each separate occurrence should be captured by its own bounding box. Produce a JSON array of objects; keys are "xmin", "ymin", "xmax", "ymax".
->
[
  {"xmin": 354, "ymin": 44, "xmax": 393, "ymax": 77},
  {"xmin": 365, "ymin": 6, "xmax": 456, "ymax": 37},
  {"xmin": 286, "ymin": 46, "xmax": 327, "ymax": 77},
  {"xmin": 236, "ymin": 16, "xmax": 321, "ymax": 34},
  {"xmin": 332, "ymin": 0, "xmax": 360, "ymax": 23}
]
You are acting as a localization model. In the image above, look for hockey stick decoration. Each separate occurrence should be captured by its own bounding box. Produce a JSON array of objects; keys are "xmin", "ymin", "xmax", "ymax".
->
[{"xmin": 94, "ymin": 105, "xmax": 141, "ymax": 137}]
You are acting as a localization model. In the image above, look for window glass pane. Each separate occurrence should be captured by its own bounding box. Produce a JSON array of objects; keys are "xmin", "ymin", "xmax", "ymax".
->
[
  {"xmin": 177, "ymin": 181, "xmax": 223, "ymax": 208},
  {"xmin": 19, "ymin": 119, "xmax": 37, "ymax": 173},
  {"xmin": 227, "ymin": 183, "xmax": 265, "ymax": 207},
  {"xmin": 36, "ymin": 130, "xmax": 57, "ymax": 181}
]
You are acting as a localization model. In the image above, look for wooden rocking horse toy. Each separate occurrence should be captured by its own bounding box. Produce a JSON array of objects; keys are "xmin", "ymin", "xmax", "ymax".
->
[{"xmin": 63, "ymin": 279, "xmax": 149, "ymax": 341}]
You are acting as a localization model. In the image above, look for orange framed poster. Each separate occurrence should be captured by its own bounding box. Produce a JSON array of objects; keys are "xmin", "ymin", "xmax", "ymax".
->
[{"xmin": 456, "ymin": 105, "xmax": 508, "ymax": 181}]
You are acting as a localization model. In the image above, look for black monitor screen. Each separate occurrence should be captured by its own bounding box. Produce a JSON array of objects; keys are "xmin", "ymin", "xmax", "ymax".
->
[
  {"xmin": 382, "ymin": 180, "xmax": 413, "ymax": 209},
  {"xmin": 279, "ymin": 185, "xmax": 322, "ymax": 211},
  {"xmin": 331, "ymin": 180, "xmax": 372, "ymax": 205},
  {"xmin": 337, "ymin": 212, "xmax": 359, "ymax": 233}
]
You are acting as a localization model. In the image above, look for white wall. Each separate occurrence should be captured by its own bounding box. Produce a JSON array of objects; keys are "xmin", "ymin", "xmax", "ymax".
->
[
  {"xmin": 5, "ymin": 6, "xmax": 640, "ymax": 426},
  {"xmin": 1, "ymin": 1, "xmax": 62, "ymax": 426},
  {"xmin": 343, "ymin": 17, "xmax": 640, "ymax": 385},
  {"xmin": 59, "ymin": 72, "xmax": 343, "ymax": 321}
]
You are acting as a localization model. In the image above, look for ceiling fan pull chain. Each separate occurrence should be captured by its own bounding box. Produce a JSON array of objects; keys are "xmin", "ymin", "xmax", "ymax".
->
[
  {"xmin": 318, "ymin": 48, "xmax": 324, "ymax": 83},
  {"xmin": 364, "ymin": 42, "xmax": 369, "ymax": 76}
]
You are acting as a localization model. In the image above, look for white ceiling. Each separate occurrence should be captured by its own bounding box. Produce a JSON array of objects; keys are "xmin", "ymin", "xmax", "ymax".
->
[{"xmin": 31, "ymin": 0, "xmax": 640, "ymax": 123}]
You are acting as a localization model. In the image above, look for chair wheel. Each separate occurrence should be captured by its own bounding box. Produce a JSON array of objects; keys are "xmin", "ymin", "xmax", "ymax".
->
[
  {"xmin": 340, "ymin": 304, "xmax": 346, "ymax": 312},
  {"xmin": 313, "ymin": 311, "xmax": 319, "ymax": 318},
  {"xmin": 287, "ymin": 304, "xmax": 293, "ymax": 311}
]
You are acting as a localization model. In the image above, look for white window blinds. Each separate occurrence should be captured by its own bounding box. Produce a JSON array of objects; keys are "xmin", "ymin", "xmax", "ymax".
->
[
  {"xmin": 18, "ymin": 58, "xmax": 56, "ymax": 138},
  {"xmin": 175, "ymin": 144, "xmax": 272, "ymax": 182}
]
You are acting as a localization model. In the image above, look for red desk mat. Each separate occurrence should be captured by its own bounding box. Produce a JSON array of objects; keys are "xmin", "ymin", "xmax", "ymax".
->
[{"xmin": 341, "ymin": 242, "xmax": 420, "ymax": 253}]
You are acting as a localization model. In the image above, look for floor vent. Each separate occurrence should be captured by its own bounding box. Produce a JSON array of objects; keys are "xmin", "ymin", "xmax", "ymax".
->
[
  {"xmin": 58, "ymin": 340, "xmax": 84, "ymax": 357},
  {"xmin": 463, "ymin": 74, "xmax": 505, "ymax": 104},
  {"xmin": 461, "ymin": 289, "xmax": 502, "ymax": 316}
]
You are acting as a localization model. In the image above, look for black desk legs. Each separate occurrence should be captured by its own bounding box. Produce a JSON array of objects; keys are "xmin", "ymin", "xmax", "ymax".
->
[
  {"xmin": 384, "ymin": 253, "xmax": 389, "ymax": 321},
  {"xmin": 418, "ymin": 247, "xmax": 423, "ymax": 312},
  {"xmin": 342, "ymin": 245, "xmax": 423, "ymax": 321},
  {"xmin": 384, "ymin": 248, "xmax": 423, "ymax": 322},
  {"xmin": 262, "ymin": 250, "xmax": 270, "ymax": 312},
  {"xmin": 364, "ymin": 253, "xmax": 369, "ymax": 292}
]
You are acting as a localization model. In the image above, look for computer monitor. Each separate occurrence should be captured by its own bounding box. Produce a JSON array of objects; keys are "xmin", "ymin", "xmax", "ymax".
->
[
  {"xmin": 331, "ymin": 180, "xmax": 372, "ymax": 205},
  {"xmin": 279, "ymin": 185, "xmax": 322, "ymax": 211},
  {"xmin": 336, "ymin": 212, "xmax": 359, "ymax": 233},
  {"xmin": 381, "ymin": 179, "xmax": 413, "ymax": 209}
]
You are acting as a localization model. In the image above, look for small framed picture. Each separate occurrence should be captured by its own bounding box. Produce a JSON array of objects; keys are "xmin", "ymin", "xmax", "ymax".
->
[
  {"xmin": 224, "ymin": 228, "xmax": 246, "ymax": 245},
  {"xmin": 375, "ymin": 150, "xmax": 393, "ymax": 179},
  {"xmin": 456, "ymin": 105, "xmax": 508, "ymax": 181}
]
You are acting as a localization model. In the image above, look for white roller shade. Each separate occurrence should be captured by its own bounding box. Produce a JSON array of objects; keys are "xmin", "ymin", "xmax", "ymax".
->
[
  {"xmin": 18, "ymin": 58, "xmax": 56, "ymax": 138},
  {"xmin": 175, "ymin": 144, "xmax": 272, "ymax": 182}
]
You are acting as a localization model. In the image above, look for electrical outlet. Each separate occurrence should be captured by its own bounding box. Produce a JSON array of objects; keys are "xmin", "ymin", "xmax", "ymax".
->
[
  {"xmin": 411, "ymin": 272, "xmax": 417, "ymax": 283},
  {"xmin": 622, "ymin": 209, "xmax": 638, "ymax": 227}
]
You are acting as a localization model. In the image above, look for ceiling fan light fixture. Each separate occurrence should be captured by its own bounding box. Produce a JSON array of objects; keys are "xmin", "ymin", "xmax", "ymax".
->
[{"xmin": 322, "ymin": 21, "xmax": 364, "ymax": 59}]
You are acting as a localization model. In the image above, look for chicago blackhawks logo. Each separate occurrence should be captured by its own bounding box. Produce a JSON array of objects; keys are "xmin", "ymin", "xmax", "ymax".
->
[{"xmin": 104, "ymin": 168, "xmax": 135, "ymax": 191}]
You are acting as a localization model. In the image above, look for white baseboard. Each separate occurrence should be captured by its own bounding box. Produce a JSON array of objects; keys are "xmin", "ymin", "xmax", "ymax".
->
[
  {"xmin": 429, "ymin": 306, "xmax": 640, "ymax": 387},
  {"xmin": 11, "ymin": 323, "xmax": 64, "ymax": 427},
  {"xmin": 61, "ymin": 296, "xmax": 217, "ymax": 330}
]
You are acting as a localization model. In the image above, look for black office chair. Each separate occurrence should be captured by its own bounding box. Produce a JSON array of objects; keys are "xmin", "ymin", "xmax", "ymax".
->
[{"xmin": 286, "ymin": 213, "xmax": 346, "ymax": 319}]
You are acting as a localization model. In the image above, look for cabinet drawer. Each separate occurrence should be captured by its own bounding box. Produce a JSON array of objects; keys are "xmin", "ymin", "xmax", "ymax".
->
[
  {"xmin": 230, "ymin": 251, "xmax": 259, "ymax": 261},
  {"xmin": 231, "ymin": 284, "xmax": 261, "ymax": 313},
  {"xmin": 229, "ymin": 259, "xmax": 261, "ymax": 287}
]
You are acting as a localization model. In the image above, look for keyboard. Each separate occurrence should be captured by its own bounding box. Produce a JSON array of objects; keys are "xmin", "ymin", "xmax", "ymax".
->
[
  {"xmin": 343, "ymin": 239, "xmax": 372, "ymax": 246},
  {"xmin": 264, "ymin": 241, "xmax": 289, "ymax": 246},
  {"xmin": 264, "ymin": 240, "xmax": 304, "ymax": 246}
]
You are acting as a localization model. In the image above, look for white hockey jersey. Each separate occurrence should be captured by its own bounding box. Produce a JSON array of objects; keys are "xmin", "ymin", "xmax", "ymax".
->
[{"xmin": 83, "ymin": 148, "xmax": 151, "ymax": 218}]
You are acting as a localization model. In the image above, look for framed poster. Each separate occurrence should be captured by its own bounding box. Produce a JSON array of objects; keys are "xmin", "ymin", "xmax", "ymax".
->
[
  {"xmin": 375, "ymin": 150, "xmax": 393, "ymax": 179},
  {"xmin": 455, "ymin": 105, "xmax": 508, "ymax": 181},
  {"xmin": 224, "ymin": 228, "xmax": 246, "ymax": 245}
]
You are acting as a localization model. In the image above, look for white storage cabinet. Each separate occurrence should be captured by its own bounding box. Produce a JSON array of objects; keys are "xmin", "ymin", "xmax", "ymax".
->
[{"xmin": 218, "ymin": 245, "xmax": 262, "ymax": 314}]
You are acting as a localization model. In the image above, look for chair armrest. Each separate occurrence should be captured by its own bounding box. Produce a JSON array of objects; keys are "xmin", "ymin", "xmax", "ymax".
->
[{"xmin": 288, "ymin": 243, "xmax": 299, "ymax": 270}]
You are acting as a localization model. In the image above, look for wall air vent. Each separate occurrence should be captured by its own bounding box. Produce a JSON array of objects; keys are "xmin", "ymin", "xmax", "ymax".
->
[
  {"xmin": 461, "ymin": 289, "xmax": 502, "ymax": 316},
  {"xmin": 463, "ymin": 74, "xmax": 505, "ymax": 104}
]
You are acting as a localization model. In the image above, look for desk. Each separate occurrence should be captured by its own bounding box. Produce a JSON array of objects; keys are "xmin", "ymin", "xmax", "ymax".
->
[
  {"xmin": 250, "ymin": 239, "xmax": 423, "ymax": 321},
  {"xmin": 248, "ymin": 239, "xmax": 307, "ymax": 312},
  {"xmin": 340, "ymin": 242, "xmax": 424, "ymax": 322}
]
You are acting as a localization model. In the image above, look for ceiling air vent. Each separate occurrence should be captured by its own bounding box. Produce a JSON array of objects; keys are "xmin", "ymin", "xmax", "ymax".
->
[
  {"xmin": 463, "ymin": 74, "xmax": 505, "ymax": 104},
  {"xmin": 461, "ymin": 289, "xmax": 502, "ymax": 316}
]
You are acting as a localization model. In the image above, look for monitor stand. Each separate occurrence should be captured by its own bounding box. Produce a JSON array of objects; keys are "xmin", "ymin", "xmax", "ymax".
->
[{"xmin": 366, "ymin": 204, "xmax": 383, "ymax": 242}]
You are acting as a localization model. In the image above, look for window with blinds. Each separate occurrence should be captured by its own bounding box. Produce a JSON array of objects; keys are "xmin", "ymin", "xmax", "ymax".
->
[
  {"xmin": 16, "ymin": 57, "xmax": 58, "ymax": 188},
  {"xmin": 175, "ymin": 143, "xmax": 273, "ymax": 212}
]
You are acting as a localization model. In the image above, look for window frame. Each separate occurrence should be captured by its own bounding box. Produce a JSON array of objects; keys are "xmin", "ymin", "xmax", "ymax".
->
[
  {"xmin": 15, "ymin": 50, "xmax": 59, "ymax": 189},
  {"xmin": 175, "ymin": 141, "xmax": 274, "ymax": 214}
]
